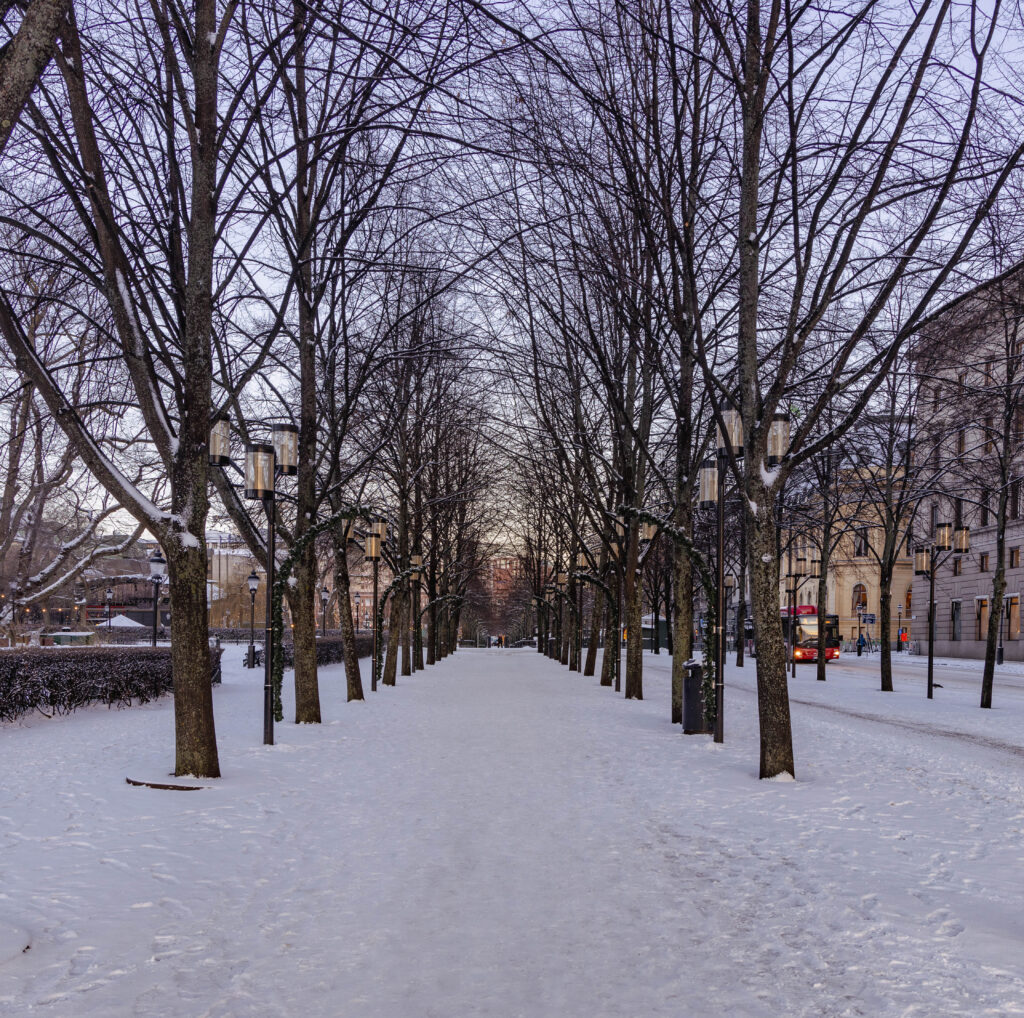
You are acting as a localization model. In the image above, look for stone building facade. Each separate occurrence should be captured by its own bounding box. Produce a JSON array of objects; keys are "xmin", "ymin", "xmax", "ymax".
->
[{"xmin": 910, "ymin": 263, "xmax": 1024, "ymax": 659}]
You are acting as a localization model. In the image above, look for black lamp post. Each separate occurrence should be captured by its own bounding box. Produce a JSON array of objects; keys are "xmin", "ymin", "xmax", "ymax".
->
[
  {"xmin": 556, "ymin": 570, "xmax": 568, "ymax": 665},
  {"xmin": 915, "ymin": 522, "xmax": 969, "ymax": 699},
  {"xmin": 897, "ymin": 603, "xmax": 903, "ymax": 653},
  {"xmin": 856, "ymin": 601, "xmax": 866, "ymax": 655},
  {"xmin": 699, "ymin": 406, "xmax": 747, "ymax": 743},
  {"xmin": 998, "ymin": 596, "xmax": 1006, "ymax": 665},
  {"xmin": 410, "ymin": 553, "xmax": 422, "ymax": 672},
  {"xmin": 105, "ymin": 586, "xmax": 113, "ymax": 636},
  {"xmin": 365, "ymin": 517, "xmax": 385, "ymax": 691},
  {"xmin": 212, "ymin": 415, "xmax": 297, "ymax": 745},
  {"xmin": 246, "ymin": 569, "xmax": 260, "ymax": 668},
  {"xmin": 149, "ymin": 551, "xmax": 166, "ymax": 647},
  {"xmin": 575, "ymin": 550, "xmax": 587, "ymax": 671},
  {"xmin": 320, "ymin": 585, "xmax": 330, "ymax": 636},
  {"xmin": 354, "ymin": 591, "xmax": 361, "ymax": 633}
]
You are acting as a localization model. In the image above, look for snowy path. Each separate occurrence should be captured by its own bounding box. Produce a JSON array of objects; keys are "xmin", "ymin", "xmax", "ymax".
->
[{"xmin": 2, "ymin": 648, "xmax": 1023, "ymax": 1016}]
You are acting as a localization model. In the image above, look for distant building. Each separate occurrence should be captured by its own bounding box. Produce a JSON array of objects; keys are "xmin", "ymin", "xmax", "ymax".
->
[{"xmin": 911, "ymin": 263, "xmax": 1024, "ymax": 659}]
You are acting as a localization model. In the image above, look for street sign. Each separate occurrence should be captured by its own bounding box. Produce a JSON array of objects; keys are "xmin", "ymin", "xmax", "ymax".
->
[{"xmin": 861, "ymin": 613, "xmax": 876, "ymax": 625}]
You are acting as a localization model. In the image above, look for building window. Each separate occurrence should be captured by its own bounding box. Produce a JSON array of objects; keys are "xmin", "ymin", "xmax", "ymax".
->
[
  {"xmin": 1011, "ymin": 547, "xmax": 1020, "ymax": 569},
  {"xmin": 930, "ymin": 503, "xmax": 938, "ymax": 535},
  {"xmin": 852, "ymin": 584, "xmax": 867, "ymax": 615},
  {"xmin": 954, "ymin": 498, "xmax": 963, "ymax": 528},
  {"xmin": 1013, "ymin": 481, "xmax": 1022, "ymax": 522},
  {"xmin": 1009, "ymin": 596, "xmax": 1021, "ymax": 641},
  {"xmin": 953, "ymin": 557, "xmax": 962, "ymax": 576},
  {"xmin": 957, "ymin": 429, "xmax": 966, "ymax": 457},
  {"xmin": 951, "ymin": 601, "xmax": 962, "ymax": 641},
  {"xmin": 980, "ymin": 553, "xmax": 990, "ymax": 572},
  {"xmin": 932, "ymin": 439, "xmax": 941, "ymax": 471},
  {"xmin": 984, "ymin": 417, "xmax": 994, "ymax": 453},
  {"xmin": 977, "ymin": 599, "xmax": 989, "ymax": 640},
  {"xmin": 984, "ymin": 360, "xmax": 994, "ymax": 385},
  {"xmin": 981, "ymin": 489, "xmax": 990, "ymax": 526},
  {"xmin": 854, "ymin": 527, "xmax": 869, "ymax": 557},
  {"xmin": 905, "ymin": 586, "xmax": 913, "ymax": 613}
]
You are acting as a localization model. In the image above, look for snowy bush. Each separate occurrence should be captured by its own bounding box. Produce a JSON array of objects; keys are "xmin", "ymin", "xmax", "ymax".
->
[
  {"xmin": 279, "ymin": 635, "xmax": 372, "ymax": 667},
  {"xmin": 0, "ymin": 646, "xmax": 224, "ymax": 722}
]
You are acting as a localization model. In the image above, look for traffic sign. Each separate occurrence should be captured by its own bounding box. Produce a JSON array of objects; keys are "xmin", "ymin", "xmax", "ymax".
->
[{"xmin": 861, "ymin": 613, "xmax": 876, "ymax": 624}]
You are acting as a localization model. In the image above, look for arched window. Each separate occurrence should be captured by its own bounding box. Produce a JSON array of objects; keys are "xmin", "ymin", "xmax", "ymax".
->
[
  {"xmin": 852, "ymin": 583, "xmax": 867, "ymax": 615},
  {"xmin": 905, "ymin": 586, "xmax": 912, "ymax": 613}
]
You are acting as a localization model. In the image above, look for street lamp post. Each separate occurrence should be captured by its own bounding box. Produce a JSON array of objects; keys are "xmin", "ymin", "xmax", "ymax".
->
[
  {"xmin": 998, "ymin": 596, "xmax": 1006, "ymax": 665},
  {"xmin": 915, "ymin": 522, "xmax": 969, "ymax": 699},
  {"xmin": 699, "ymin": 406, "xmax": 748, "ymax": 743},
  {"xmin": 575, "ymin": 551, "xmax": 587, "ymax": 672},
  {"xmin": 149, "ymin": 551, "xmax": 166, "ymax": 647},
  {"xmin": 105, "ymin": 586, "xmax": 113, "ymax": 638},
  {"xmin": 365, "ymin": 517, "xmax": 385, "ymax": 691},
  {"xmin": 857, "ymin": 601, "xmax": 865, "ymax": 656},
  {"xmin": 354, "ymin": 591, "xmax": 361, "ymax": 633},
  {"xmin": 246, "ymin": 570, "xmax": 260, "ymax": 668},
  {"xmin": 320, "ymin": 585, "xmax": 330, "ymax": 637},
  {"xmin": 410, "ymin": 554, "xmax": 422, "ymax": 672},
  {"xmin": 556, "ymin": 570, "xmax": 568, "ymax": 665},
  {"xmin": 897, "ymin": 604, "xmax": 903, "ymax": 653}
]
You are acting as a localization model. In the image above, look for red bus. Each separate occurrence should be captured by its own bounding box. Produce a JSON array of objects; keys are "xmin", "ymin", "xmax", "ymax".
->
[{"xmin": 781, "ymin": 605, "xmax": 840, "ymax": 663}]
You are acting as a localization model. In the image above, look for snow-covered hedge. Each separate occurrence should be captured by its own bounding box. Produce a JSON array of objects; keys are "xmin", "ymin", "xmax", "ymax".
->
[
  {"xmin": 0, "ymin": 646, "xmax": 224, "ymax": 722},
  {"xmin": 280, "ymin": 635, "xmax": 373, "ymax": 667}
]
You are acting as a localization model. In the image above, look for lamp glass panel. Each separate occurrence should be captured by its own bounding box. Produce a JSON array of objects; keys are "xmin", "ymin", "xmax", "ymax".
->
[
  {"xmin": 365, "ymin": 533, "xmax": 380, "ymax": 560},
  {"xmin": 766, "ymin": 413, "xmax": 790, "ymax": 466},
  {"xmin": 914, "ymin": 547, "xmax": 930, "ymax": 575},
  {"xmin": 954, "ymin": 526, "xmax": 970, "ymax": 553},
  {"xmin": 247, "ymin": 571, "xmax": 260, "ymax": 593},
  {"xmin": 272, "ymin": 424, "xmax": 299, "ymax": 476},
  {"xmin": 935, "ymin": 522, "xmax": 952, "ymax": 551},
  {"xmin": 208, "ymin": 416, "xmax": 231, "ymax": 465},
  {"xmin": 717, "ymin": 408, "xmax": 744, "ymax": 457},
  {"xmin": 245, "ymin": 444, "xmax": 275, "ymax": 499},
  {"xmin": 698, "ymin": 459, "xmax": 717, "ymax": 507}
]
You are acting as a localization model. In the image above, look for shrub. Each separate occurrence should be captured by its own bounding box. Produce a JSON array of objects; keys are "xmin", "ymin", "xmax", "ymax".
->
[
  {"xmin": 279, "ymin": 634, "xmax": 373, "ymax": 667},
  {"xmin": 0, "ymin": 645, "xmax": 224, "ymax": 722}
]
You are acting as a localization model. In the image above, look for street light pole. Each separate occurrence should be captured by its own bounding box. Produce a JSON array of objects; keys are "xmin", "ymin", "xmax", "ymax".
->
[
  {"xmin": 897, "ymin": 604, "xmax": 903, "ymax": 652},
  {"xmin": 148, "ymin": 551, "xmax": 166, "ymax": 647},
  {"xmin": 320, "ymin": 586, "xmax": 329, "ymax": 637},
  {"xmin": 105, "ymin": 586, "xmax": 113, "ymax": 638},
  {"xmin": 247, "ymin": 570, "xmax": 259, "ymax": 668},
  {"xmin": 998, "ymin": 596, "xmax": 1006, "ymax": 665},
  {"xmin": 915, "ymin": 522, "xmax": 969, "ymax": 700},
  {"xmin": 354, "ymin": 591, "xmax": 361, "ymax": 633}
]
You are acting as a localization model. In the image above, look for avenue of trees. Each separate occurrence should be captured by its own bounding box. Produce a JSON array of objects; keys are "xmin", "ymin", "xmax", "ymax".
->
[{"xmin": 2, "ymin": 0, "xmax": 1023, "ymax": 778}]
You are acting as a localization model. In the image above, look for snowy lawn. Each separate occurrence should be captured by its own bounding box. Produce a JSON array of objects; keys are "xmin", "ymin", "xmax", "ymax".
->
[{"xmin": 1, "ymin": 646, "xmax": 1023, "ymax": 1016}]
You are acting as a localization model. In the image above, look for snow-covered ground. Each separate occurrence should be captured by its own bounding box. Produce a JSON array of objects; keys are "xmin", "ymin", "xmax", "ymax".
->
[{"xmin": 1, "ymin": 646, "xmax": 1023, "ymax": 1016}]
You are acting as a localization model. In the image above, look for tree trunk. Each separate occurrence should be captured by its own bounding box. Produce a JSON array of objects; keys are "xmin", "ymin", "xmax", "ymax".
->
[
  {"xmin": 816, "ymin": 568, "xmax": 829, "ymax": 683},
  {"xmin": 584, "ymin": 586, "xmax": 602, "ymax": 676},
  {"xmin": 879, "ymin": 573, "xmax": 893, "ymax": 693},
  {"xmin": 382, "ymin": 587, "xmax": 404, "ymax": 686},
  {"xmin": 0, "ymin": 0, "xmax": 71, "ymax": 154},
  {"xmin": 331, "ymin": 528, "xmax": 363, "ymax": 701},
  {"xmin": 600, "ymin": 591, "xmax": 615, "ymax": 687},
  {"xmin": 290, "ymin": 557, "xmax": 321, "ymax": 723},
  {"xmin": 166, "ymin": 542, "xmax": 219, "ymax": 777},
  {"xmin": 748, "ymin": 507, "xmax": 795, "ymax": 778},
  {"xmin": 671, "ymin": 540, "xmax": 694, "ymax": 724},
  {"xmin": 624, "ymin": 531, "xmax": 644, "ymax": 700}
]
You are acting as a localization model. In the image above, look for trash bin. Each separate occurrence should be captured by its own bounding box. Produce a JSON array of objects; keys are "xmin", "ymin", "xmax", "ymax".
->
[{"xmin": 683, "ymin": 660, "xmax": 708, "ymax": 734}]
